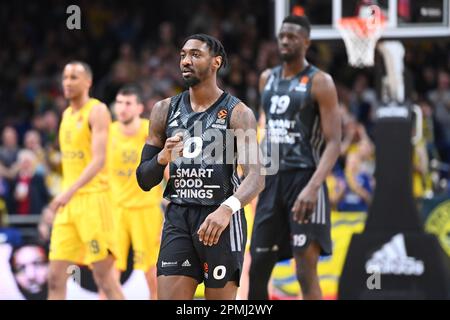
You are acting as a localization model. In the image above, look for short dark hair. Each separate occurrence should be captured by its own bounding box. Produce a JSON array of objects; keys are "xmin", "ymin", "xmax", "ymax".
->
[
  {"xmin": 117, "ymin": 84, "xmax": 144, "ymax": 104},
  {"xmin": 66, "ymin": 60, "xmax": 93, "ymax": 79},
  {"xmin": 182, "ymin": 34, "xmax": 228, "ymax": 70},
  {"xmin": 282, "ymin": 15, "xmax": 311, "ymax": 37}
]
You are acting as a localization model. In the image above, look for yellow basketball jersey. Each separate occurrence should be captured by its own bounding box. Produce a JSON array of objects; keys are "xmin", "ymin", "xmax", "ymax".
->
[
  {"xmin": 59, "ymin": 98, "xmax": 109, "ymax": 194},
  {"xmin": 108, "ymin": 119, "xmax": 162, "ymax": 208}
]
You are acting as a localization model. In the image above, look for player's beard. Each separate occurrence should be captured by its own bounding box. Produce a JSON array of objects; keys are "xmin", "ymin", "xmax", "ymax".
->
[
  {"xmin": 183, "ymin": 75, "xmax": 201, "ymax": 88},
  {"xmin": 183, "ymin": 64, "xmax": 210, "ymax": 88},
  {"xmin": 280, "ymin": 52, "xmax": 298, "ymax": 63},
  {"xmin": 280, "ymin": 47, "xmax": 301, "ymax": 63}
]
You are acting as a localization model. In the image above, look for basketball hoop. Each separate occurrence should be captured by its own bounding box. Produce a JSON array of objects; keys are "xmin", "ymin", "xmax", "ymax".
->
[{"xmin": 337, "ymin": 5, "xmax": 386, "ymax": 68}]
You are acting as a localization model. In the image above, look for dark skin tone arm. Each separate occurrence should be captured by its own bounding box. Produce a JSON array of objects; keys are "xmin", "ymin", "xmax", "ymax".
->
[
  {"xmin": 197, "ymin": 102, "xmax": 265, "ymax": 246},
  {"xmin": 291, "ymin": 71, "xmax": 342, "ymax": 223},
  {"xmin": 145, "ymin": 98, "xmax": 185, "ymax": 164}
]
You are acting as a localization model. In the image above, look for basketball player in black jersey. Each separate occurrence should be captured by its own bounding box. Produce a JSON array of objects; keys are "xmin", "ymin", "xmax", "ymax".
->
[
  {"xmin": 136, "ymin": 34, "xmax": 264, "ymax": 300},
  {"xmin": 248, "ymin": 16, "xmax": 341, "ymax": 300}
]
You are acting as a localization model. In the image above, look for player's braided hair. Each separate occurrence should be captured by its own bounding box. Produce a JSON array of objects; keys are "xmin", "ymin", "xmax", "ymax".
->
[{"xmin": 182, "ymin": 34, "xmax": 228, "ymax": 70}]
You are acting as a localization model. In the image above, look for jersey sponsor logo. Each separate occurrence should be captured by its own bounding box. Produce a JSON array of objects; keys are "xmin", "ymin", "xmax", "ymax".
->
[
  {"xmin": 182, "ymin": 259, "xmax": 191, "ymax": 267},
  {"xmin": 64, "ymin": 131, "xmax": 72, "ymax": 144},
  {"xmin": 211, "ymin": 123, "xmax": 227, "ymax": 129},
  {"xmin": 365, "ymin": 233, "xmax": 425, "ymax": 276},
  {"xmin": 203, "ymin": 263, "xmax": 209, "ymax": 279},
  {"xmin": 172, "ymin": 168, "xmax": 216, "ymax": 199},
  {"xmin": 173, "ymin": 189, "xmax": 214, "ymax": 199},
  {"xmin": 161, "ymin": 261, "xmax": 178, "ymax": 268},
  {"xmin": 114, "ymin": 168, "xmax": 134, "ymax": 178},
  {"xmin": 121, "ymin": 150, "xmax": 138, "ymax": 164},
  {"xmin": 267, "ymin": 119, "xmax": 300, "ymax": 145},
  {"xmin": 62, "ymin": 151, "xmax": 85, "ymax": 160}
]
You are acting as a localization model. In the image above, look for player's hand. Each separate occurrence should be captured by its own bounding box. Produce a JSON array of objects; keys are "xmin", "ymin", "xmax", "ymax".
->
[
  {"xmin": 292, "ymin": 185, "xmax": 319, "ymax": 223},
  {"xmin": 157, "ymin": 132, "xmax": 184, "ymax": 165},
  {"xmin": 197, "ymin": 205, "xmax": 233, "ymax": 246},
  {"xmin": 49, "ymin": 190, "xmax": 74, "ymax": 213}
]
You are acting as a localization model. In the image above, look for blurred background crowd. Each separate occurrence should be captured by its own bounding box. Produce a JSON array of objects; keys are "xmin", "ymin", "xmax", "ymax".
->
[{"xmin": 0, "ymin": 0, "xmax": 449, "ymax": 243}]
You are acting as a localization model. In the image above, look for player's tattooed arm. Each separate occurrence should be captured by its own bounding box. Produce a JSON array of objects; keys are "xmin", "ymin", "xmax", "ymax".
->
[
  {"xmin": 136, "ymin": 98, "xmax": 172, "ymax": 191},
  {"xmin": 197, "ymin": 102, "xmax": 265, "ymax": 246},
  {"xmin": 292, "ymin": 71, "xmax": 341, "ymax": 223},
  {"xmin": 146, "ymin": 98, "xmax": 170, "ymax": 148},
  {"xmin": 230, "ymin": 102, "xmax": 265, "ymax": 206}
]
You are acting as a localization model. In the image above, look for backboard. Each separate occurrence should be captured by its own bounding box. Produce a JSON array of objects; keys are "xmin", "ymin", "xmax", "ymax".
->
[{"xmin": 275, "ymin": 0, "xmax": 450, "ymax": 39}]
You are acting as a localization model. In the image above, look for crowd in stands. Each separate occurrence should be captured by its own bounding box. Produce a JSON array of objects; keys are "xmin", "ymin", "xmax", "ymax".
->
[{"xmin": 1, "ymin": 0, "xmax": 449, "ymax": 243}]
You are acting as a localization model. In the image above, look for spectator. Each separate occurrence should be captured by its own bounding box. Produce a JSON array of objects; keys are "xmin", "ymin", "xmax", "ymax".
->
[
  {"xmin": 23, "ymin": 130, "xmax": 47, "ymax": 176},
  {"xmin": 429, "ymin": 71, "xmax": 450, "ymax": 163},
  {"xmin": 339, "ymin": 139, "xmax": 375, "ymax": 212},
  {"xmin": 11, "ymin": 150, "xmax": 50, "ymax": 215},
  {"xmin": 0, "ymin": 126, "xmax": 20, "ymax": 168},
  {"xmin": 348, "ymin": 73, "xmax": 377, "ymax": 138}
]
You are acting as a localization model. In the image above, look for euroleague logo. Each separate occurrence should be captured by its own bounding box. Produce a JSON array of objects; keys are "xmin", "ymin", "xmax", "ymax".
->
[
  {"xmin": 211, "ymin": 109, "xmax": 228, "ymax": 129},
  {"xmin": 203, "ymin": 263, "xmax": 209, "ymax": 279},
  {"xmin": 214, "ymin": 109, "xmax": 227, "ymax": 126},
  {"xmin": 217, "ymin": 109, "xmax": 228, "ymax": 119}
]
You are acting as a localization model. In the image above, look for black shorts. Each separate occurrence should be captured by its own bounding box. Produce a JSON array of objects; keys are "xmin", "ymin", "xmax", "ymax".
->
[
  {"xmin": 157, "ymin": 202, "xmax": 247, "ymax": 288},
  {"xmin": 250, "ymin": 169, "xmax": 331, "ymax": 261}
]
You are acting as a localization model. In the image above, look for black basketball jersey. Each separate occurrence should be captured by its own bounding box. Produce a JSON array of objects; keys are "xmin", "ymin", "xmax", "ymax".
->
[
  {"xmin": 261, "ymin": 64, "xmax": 322, "ymax": 171},
  {"xmin": 164, "ymin": 91, "xmax": 241, "ymax": 206}
]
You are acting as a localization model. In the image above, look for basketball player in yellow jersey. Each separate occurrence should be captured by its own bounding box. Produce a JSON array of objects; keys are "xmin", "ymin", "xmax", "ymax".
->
[
  {"xmin": 47, "ymin": 61, "xmax": 124, "ymax": 300},
  {"xmin": 109, "ymin": 85, "xmax": 163, "ymax": 299}
]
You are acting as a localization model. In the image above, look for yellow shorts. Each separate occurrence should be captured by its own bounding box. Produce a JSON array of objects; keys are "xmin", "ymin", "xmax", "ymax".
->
[
  {"xmin": 49, "ymin": 191, "xmax": 117, "ymax": 265},
  {"xmin": 114, "ymin": 205, "xmax": 163, "ymax": 272}
]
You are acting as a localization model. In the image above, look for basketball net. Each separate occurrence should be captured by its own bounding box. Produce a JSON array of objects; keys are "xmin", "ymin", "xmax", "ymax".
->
[{"xmin": 337, "ymin": 5, "xmax": 386, "ymax": 68}]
